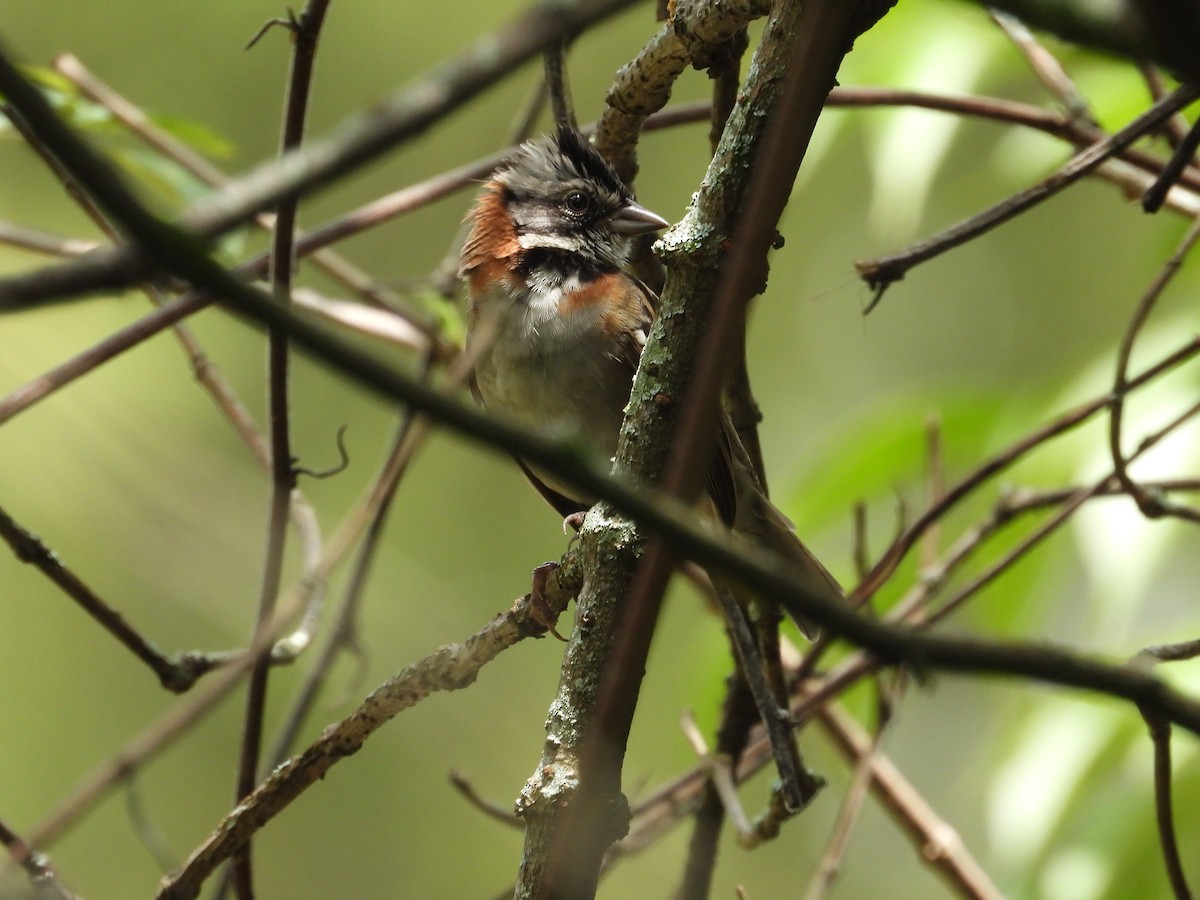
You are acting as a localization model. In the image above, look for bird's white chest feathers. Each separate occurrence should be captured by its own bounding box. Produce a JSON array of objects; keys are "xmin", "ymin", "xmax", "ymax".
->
[{"xmin": 471, "ymin": 278, "xmax": 630, "ymax": 465}]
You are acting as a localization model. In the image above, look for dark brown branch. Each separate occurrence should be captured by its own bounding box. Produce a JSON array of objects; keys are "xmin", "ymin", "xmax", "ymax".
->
[
  {"xmin": 1141, "ymin": 709, "xmax": 1193, "ymax": 900},
  {"xmin": 51, "ymin": 53, "xmax": 419, "ymax": 318},
  {"xmin": 1109, "ymin": 210, "xmax": 1200, "ymax": 523},
  {"xmin": 1143, "ymin": 116, "xmax": 1200, "ymax": 213},
  {"xmin": 231, "ymin": 4, "xmax": 329, "ymax": 895},
  {"xmin": 0, "ymin": 503, "xmax": 221, "ymax": 692}
]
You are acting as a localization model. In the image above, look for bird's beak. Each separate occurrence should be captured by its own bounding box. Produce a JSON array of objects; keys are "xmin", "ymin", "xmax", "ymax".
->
[{"xmin": 611, "ymin": 200, "xmax": 670, "ymax": 235}]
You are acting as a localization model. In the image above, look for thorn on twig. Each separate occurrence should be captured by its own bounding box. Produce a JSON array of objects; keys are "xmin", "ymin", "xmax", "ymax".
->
[
  {"xmin": 294, "ymin": 424, "xmax": 350, "ymax": 479},
  {"xmin": 245, "ymin": 8, "xmax": 301, "ymax": 50},
  {"xmin": 862, "ymin": 278, "xmax": 890, "ymax": 315}
]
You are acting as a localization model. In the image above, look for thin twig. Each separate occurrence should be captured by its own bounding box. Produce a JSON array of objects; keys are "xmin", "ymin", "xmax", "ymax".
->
[
  {"xmin": 801, "ymin": 719, "xmax": 884, "ymax": 900},
  {"xmin": 51, "ymin": 52, "xmax": 422, "ymax": 320},
  {"xmin": 0, "ymin": 504, "xmax": 223, "ymax": 691},
  {"xmin": 0, "ymin": 219, "xmax": 99, "ymax": 256},
  {"xmin": 231, "ymin": 6, "xmax": 330, "ymax": 895},
  {"xmin": 1141, "ymin": 710, "xmax": 1193, "ymax": 900},
  {"xmin": 1109, "ymin": 210, "xmax": 1200, "ymax": 523},
  {"xmin": 1140, "ymin": 637, "xmax": 1200, "ymax": 663},
  {"xmin": 1144, "ymin": 117, "xmax": 1200, "ymax": 214},
  {"xmin": 814, "ymin": 703, "xmax": 1003, "ymax": 899},
  {"xmin": 0, "ymin": 816, "xmax": 75, "ymax": 900},
  {"xmin": 450, "ymin": 771, "xmax": 524, "ymax": 829},
  {"xmin": 920, "ymin": 413, "xmax": 944, "ymax": 573},
  {"xmin": 677, "ymin": 666, "xmax": 758, "ymax": 899},
  {"xmin": 855, "ymin": 334, "xmax": 1200, "ymax": 606},
  {"xmin": 989, "ymin": 8, "xmax": 1095, "ymax": 124},
  {"xmin": 856, "ymin": 83, "xmax": 1200, "ymax": 305}
]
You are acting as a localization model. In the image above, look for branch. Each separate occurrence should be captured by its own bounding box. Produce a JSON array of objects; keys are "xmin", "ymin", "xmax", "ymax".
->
[
  {"xmin": 515, "ymin": 2, "xmax": 890, "ymax": 895},
  {"xmin": 154, "ymin": 562, "xmax": 581, "ymax": 900},
  {"xmin": 231, "ymin": 4, "xmax": 330, "ymax": 895},
  {"xmin": 0, "ymin": 0, "xmax": 641, "ymax": 309},
  {"xmin": 1110, "ymin": 209, "xmax": 1200, "ymax": 523},
  {"xmin": 982, "ymin": 0, "xmax": 1200, "ymax": 82},
  {"xmin": 0, "ymin": 504, "xmax": 222, "ymax": 691},
  {"xmin": 814, "ymin": 703, "xmax": 1003, "ymax": 899},
  {"xmin": 856, "ymin": 83, "xmax": 1200, "ymax": 304}
]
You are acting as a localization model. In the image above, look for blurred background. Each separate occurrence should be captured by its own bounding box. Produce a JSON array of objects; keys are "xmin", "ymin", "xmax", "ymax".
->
[{"xmin": 2, "ymin": 0, "xmax": 1199, "ymax": 897}]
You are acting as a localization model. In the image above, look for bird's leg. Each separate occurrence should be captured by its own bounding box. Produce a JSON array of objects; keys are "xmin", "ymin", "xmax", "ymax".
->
[{"xmin": 529, "ymin": 561, "xmax": 569, "ymax": 642}]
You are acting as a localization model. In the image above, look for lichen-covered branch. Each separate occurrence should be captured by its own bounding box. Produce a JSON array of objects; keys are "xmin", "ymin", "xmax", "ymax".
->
[{"xmin": 513, "ymin": 1, "xmax": 881, "ymax": 896}]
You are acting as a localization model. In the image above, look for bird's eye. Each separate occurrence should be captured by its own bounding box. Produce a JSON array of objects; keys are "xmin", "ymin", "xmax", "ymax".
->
[{"xmin": 563, "ymin": 191, "xmax": 592, "ymax": 215}]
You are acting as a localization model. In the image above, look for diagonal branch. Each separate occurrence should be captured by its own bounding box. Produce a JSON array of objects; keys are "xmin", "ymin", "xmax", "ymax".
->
[
  {"xmin": 0, "ymin": 0, "xmax": 642, "ymax": 310},
  {"xmin": 856, "ymin": 83, "xmax": 1200, "ymax": 305}
]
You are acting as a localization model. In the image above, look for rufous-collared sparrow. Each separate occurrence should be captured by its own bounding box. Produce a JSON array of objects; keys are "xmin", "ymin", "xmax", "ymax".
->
[{"xmin": 459, "ymin": 127, "xmax": 841, "ymax": 634}]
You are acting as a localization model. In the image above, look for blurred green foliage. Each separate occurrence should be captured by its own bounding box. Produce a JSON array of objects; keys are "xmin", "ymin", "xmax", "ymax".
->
[{"xmin": 1, "ymin": 1, "xmax": 1198, "ymax": 898}]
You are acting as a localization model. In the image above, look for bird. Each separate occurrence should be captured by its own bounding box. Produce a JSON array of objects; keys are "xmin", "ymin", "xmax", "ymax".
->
[{"xmin": 459, "ymin": 126, "xmax": 842, "ymax": 636}]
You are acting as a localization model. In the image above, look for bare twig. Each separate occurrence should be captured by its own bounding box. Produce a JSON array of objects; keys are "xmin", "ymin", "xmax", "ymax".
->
[
  {"xmin": 1140, "ymin": 637, "xmax": 1200, "ymax": 663},
  {"xmin": 1141, "ymin": 710, "xmax": 1193, "ymax": 900},
  {"xmin": 815, "ymin": 704, "xmax": 1003, "ymax": 899},
  {"xmin": 1143, "ymin": 116, "xmax": 1200, "ymax": 214},
  {"xmin": 801, "ymin": 719, "xmax": 883, "ymax": 900},
  {"xmin": 920, "ymin": 413, "xmax": 944, "ymax": 572},
  {"xmin": 0, "ymin": 504, "xmax": 223, "ymax": 692},
  {"xmin": 856, "ymin": 334, "xmax": 1200, "ymax": 606},
  {"xmin": 677, "ymin": 666, "xmax": 758, "ymax": 899},
  {"xmin": 450, "ymin": 771, "xmax": 524, "ymax": 829},
  {"xmin": 153, "ymin": 561, "xmax": 581, "ymax": 900},
  {"xmin": 231, "ymin": 5, "xmax": 330, "ymax": 896},
  {"xmin": 989, "ymin": 8, "xmax": 1094, "ymax": 124},
  {"xmin": 1109, "ymin": 210, "xmax": 1200, "ymax": 523},
  {"xmin": 856, "ymin": 83, "xmax": 1200, "ymax": 306}
]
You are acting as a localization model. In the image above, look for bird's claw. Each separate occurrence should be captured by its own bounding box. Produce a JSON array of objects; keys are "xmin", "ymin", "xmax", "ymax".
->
[{"xmin": 529, "ymin": 561, "xmax": 568, "ymax": 642}]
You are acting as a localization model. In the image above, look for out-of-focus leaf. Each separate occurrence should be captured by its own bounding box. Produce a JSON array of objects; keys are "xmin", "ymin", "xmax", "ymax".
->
[{"xmin": 147, "ymin": 112, "xmax": 235, "ymax": 160}]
